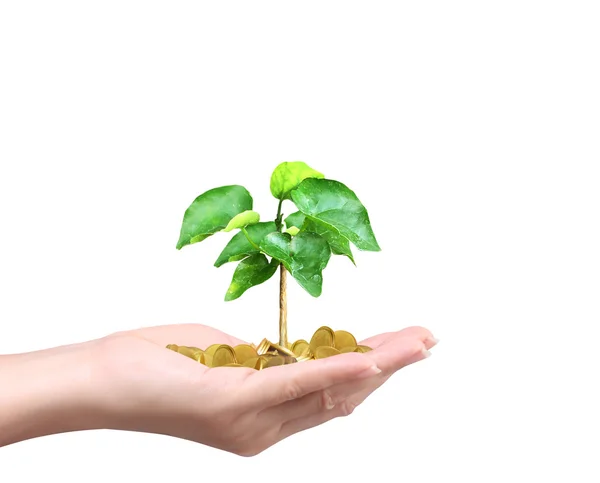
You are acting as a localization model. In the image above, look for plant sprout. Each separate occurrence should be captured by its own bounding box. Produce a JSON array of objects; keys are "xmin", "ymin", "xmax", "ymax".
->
[{"xmin": 176, "ymin": 162, "xmax": 380, "ymax": 347}]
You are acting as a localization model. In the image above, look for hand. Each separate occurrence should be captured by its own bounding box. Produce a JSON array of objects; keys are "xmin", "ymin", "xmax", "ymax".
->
[
  {"xmin": 90, "ymin": 323, "xmax": 437, "ymax": 456},
  {"xmin": 0, "ymin": 324, "xmax": 437, "ymax": 455}
]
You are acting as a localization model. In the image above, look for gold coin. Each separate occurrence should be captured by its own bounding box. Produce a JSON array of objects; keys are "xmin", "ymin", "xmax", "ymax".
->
[
  {"xmin": 257, "ymin": 356, "xmax": 269, "ymax": 369},
  {"xmin": 188, "ymin": 349, "xmax": 204, "ymax": 364},
  {"xmin": 295, "ymin": 347, "xmax": 314, "ymax": 362},
  {"xmin": 264, "ymin": 355, "xmax": 286, "ymax": 368},
  {"xmin": 256, "ymin": 338, "xmax": 272, "ymax": 355},
  {"xmin": 212, "ymin": 345, "xmax": 237, "ymax": 367},
  {"xmin": 314, "ymin": 346, "xmax": 341, "ymax": 359},
  {"xmin": 242, "ymin": 356, "xmax": 263, "ymax": 370},
  {"xmin": 166, "ymin": 344, "xmax": 179, "ymax": 351},
  {"xmin": 223, "ymin": 363, "xmax": 243, "ymax": 367},
  {"xmin": 309, "ymin": 326, "xmax": 335, "ymax": 353},
  {"xmin": 291, "ymin": 339, "xmax": 309, "ymax": 356},
  {"xmin": 177, "ymin": 346, "xmax": 198, "ymax": 359},
  {"xmin": 204, "ymin": 344, "xmax": 222, "ymax": 357},
  {"xmin": 190, "ymin": 348, "xmax": 204, "ymax": 361},
  {"xmin": 334, "ymin": 330, "xmax": 357, "ymax": 350},
  {"xmin": 268, "ymin": 342, "xmax": 296, "ymax": 357},
  {"xmin": 233, "ymin": 344, "xmax": 258, "ymax": 364},
  {"xmin": 202, "ymin": 353, "xmax": 213, "ymax": 367},
  {"xmin": 283, "ymin": 355, "xmax": 297, "ymax": 365},
  {"xmin": 355, "ymin": 345, "xmax": 373, "ymax": 353},
  {"xmin": 339, "ymin": 346, "xmax": 358, "ymax": 353},
  {"xmin": 190, "ymin": 349, "xmax": 204, "ymax": 361}
]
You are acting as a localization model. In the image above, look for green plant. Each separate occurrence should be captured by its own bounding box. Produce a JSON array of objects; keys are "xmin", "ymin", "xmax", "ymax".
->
[{"xmin": 176, "ymin": 161, "xmax": 380, "ymax": 347}]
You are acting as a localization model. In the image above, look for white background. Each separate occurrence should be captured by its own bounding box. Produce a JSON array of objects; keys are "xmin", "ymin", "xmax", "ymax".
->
[{"xmin": 1, "ymin": 1, "xmax": 598, "ymax": 481}]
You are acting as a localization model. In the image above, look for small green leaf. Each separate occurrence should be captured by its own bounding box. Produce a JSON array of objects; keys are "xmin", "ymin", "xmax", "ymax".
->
[
  {"xmin": 284, "ymin": 211, "xmax": 305, "ymax": 230},
  {"xmin": 291, "ymin": 178, "xmax": 380, "ymax": 251},
  {"xmin": 214, "ymin": 222, "xmax": 277, "ymax": 267},
  {"xmin": 225, "ymin": 254, "xmax": 279, "ymax": 301},
  {"xmin": 176, "ymin": 185, "xmax": 253, "ymax": 250},
  {"xmin": 285, "ymin": 211, "xmax": 354, "ymax": 263},
  {"xmin": 270, "ymin": 161, "xmax": 324, "ymax": 200},
  {"xmin": 260, "ymin": 232, "xmax": 331, "ymax": 297},
  {"xmin": 223, "ymin": 210, "xmax": 260, "ymax": 232},
  {"xmin": 285, "ymin": 226, "xmax": 300, "ymax": 236}
]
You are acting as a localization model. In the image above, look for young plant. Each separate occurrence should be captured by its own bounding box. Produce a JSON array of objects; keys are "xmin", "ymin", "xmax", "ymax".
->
[{"xmin": 176, "ymin": 162, "xmax": 380, "ymax": 347}]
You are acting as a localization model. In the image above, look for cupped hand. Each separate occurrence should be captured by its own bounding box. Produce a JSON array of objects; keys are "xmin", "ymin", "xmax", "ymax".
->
[{"xmin": 90, "ymin": 324, "xmax": 437, "ymax": 456}]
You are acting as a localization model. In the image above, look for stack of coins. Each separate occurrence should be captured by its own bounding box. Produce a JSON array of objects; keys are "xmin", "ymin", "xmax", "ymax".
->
[{"xmin": 166, "ymin": 326, "xmax": 372, "ymax": 370}]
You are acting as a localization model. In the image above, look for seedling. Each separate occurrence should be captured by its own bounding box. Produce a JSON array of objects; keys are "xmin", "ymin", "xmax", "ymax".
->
[{"xmin": 176, "ymin": 161, "xmax": 380, "ymax": 349}]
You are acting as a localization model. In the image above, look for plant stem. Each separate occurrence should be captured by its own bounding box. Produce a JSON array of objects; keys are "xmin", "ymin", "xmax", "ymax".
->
[
  {"xmin": 241, "ymin": 227, "xmax": 260, "ymax": 250},
  {"xmin": 275, "ymin": 198, "xmax": 284, "ymax": 231},
  {"xmin": 275, "ymin": 197, "xmax": 288, "ymax": 347},
  {"xmin": 279, "ymin": 263, "xmax": 288, "ymax": 347}
]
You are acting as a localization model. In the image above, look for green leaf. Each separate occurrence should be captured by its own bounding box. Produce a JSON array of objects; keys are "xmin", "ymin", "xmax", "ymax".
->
[
  {"xmin": 291, "ymin": 178, "xmax": 380, "ymax": 252},
  {"xmin": 270, "ymin": 161, "xmax": 324, "ymax": 200},
  {"xmin": 214, "ymin": 222, "xmax": 277, "ymax": 267},
  {"xmin": 225, "ymin": 254, "xmax": 279, "ymax": 301},
  {"xmin": 223, "ymin": 210, "xmax": 260, "ymax": 232},
  {"xmin": 286, "ymin": 211, "xmax": 354, "ymax": 263},
  {"xmin": 289, "ymin": 232, "xmax": 332, "ymax": 296},
  {"xmin": 285, "ymin": 226, "xmax": 300, "ymax": 236},
  {"xmin": 284, "ymin": 211, "xmax": 305, "ymax": 230},
  {"xmin": 260, "ymin": 232, "xmax": 331, "ymax": 297},
  {"xmin": 259, "ymin": 232, "xmax": 293, "ymax": 266},
  {"xmin": 176, "ymin": 185, "xmax": 253, "ymax": 250},
  {"xmin": 303, "ymin": 218, "xmax": 355, "ymax": 264}
]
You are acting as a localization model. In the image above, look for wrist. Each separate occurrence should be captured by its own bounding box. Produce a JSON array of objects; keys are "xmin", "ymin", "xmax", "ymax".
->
[{"xmin": 0, "ymin": 340, "xmax": 103, "ymax": 446}]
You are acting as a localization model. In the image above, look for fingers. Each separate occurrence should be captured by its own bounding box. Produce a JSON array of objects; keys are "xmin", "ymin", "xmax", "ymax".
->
[
  {"xmin": 277, "ymin": 339, "xmax": 431, "ymax": 440},
  {"xmin": 359, "ymin": 325, "xmax": 435, "ymax": 350},
  {"xmin": 265, "ymin": 335, "xmax": 431, "ymax": 424},
  {"xmin": 126, "ymin": 323, "xmax": 247, "ymax": 349},
  {"xmin": 263, "ymin": 370, "xmax": 384, "ymax": 424},
  {"xmin": 278, "ymin": 393, "xmax": 366, "ymax": 440},
  {"xmin": 243, "ymin": 352, "xmax": 380, "ymax": 410},
  {"xmin": 364, "ymin": 334, "xmax": 430, "ymax": 373}
]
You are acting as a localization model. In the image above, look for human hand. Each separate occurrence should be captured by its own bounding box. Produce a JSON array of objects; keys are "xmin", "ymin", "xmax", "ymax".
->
[
  {"xmin": 89, "ymin": 323, "xmax": 437, "ymax": 456},
  {"xmin": 0, "ymin": 324, "xmax": 437, "ymax": 454}
]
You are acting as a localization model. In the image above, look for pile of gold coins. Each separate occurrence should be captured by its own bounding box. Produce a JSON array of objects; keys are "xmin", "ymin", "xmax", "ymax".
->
[{"xmin": 166, "ymin": 326, "xmax": 372, "ymax": 370}]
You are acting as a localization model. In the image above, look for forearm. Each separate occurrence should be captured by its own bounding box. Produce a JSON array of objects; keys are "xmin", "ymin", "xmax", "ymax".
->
[{"xmin": 0, "ymin": 342, "xmax": 101, "ymax": 447}]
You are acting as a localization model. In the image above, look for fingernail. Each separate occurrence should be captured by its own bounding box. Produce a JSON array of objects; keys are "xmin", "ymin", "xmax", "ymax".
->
[
  {"xmin": 357, "ymin": 364, "xmax": 382, "ymax": 379},
  {"xmin": 426, "ymin": 336, "xmax": 440, "ymax": 347},
  {"xmin": 422, "ymin": 348, "xmax": 432, "ymax": 359}
]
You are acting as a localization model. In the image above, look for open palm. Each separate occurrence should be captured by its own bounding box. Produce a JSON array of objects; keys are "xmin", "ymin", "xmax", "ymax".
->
[{"xmin": 91, "ymin": 323, "xmax": 436, "ymax": 456}]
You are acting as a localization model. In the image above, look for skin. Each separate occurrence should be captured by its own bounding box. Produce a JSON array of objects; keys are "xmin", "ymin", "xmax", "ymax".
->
[{"xmin": 0, "ymin": 324, "xmax": 437, "ymax": 455}]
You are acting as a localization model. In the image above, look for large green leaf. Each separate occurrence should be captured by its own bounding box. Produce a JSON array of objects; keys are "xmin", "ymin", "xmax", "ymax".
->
[
  {"xmin": 285, "ymin": 211, "xmax": 354, "ymax": 263},
  {"xmin": 260, "ymin": 232, "xmax": 331, "ymax": 297},
  {"xmin": 176, "ymin": 185, "xmax": 253, "ymax": 250},
  {"xmin": 291, "ymin": 178, "xmax": 380, "ymax": 252},
  {"xmin": 270, "ymin": 161, "xmax": 324, "ymax": 200},
  {"xmin": 303, "ymin": 218, "xmax": 355, "ymax": 264},
  {"xmin": 259, "ymin": 232, "xmax": 293, "ymax": 266},
  {"xmin": 214, "ymin": 222, "xmax": 277, "ymax": 267},
  {"xmin": 289, "ymin": 232, "xmax": 333, "ymax": 296},
  {"xmin": 224, "ymin": 254, "xmax": 279, "ymax": 301},
  {"xmin": 223, "ymin": 210, "xmax": 260, "ymax": 232}
]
